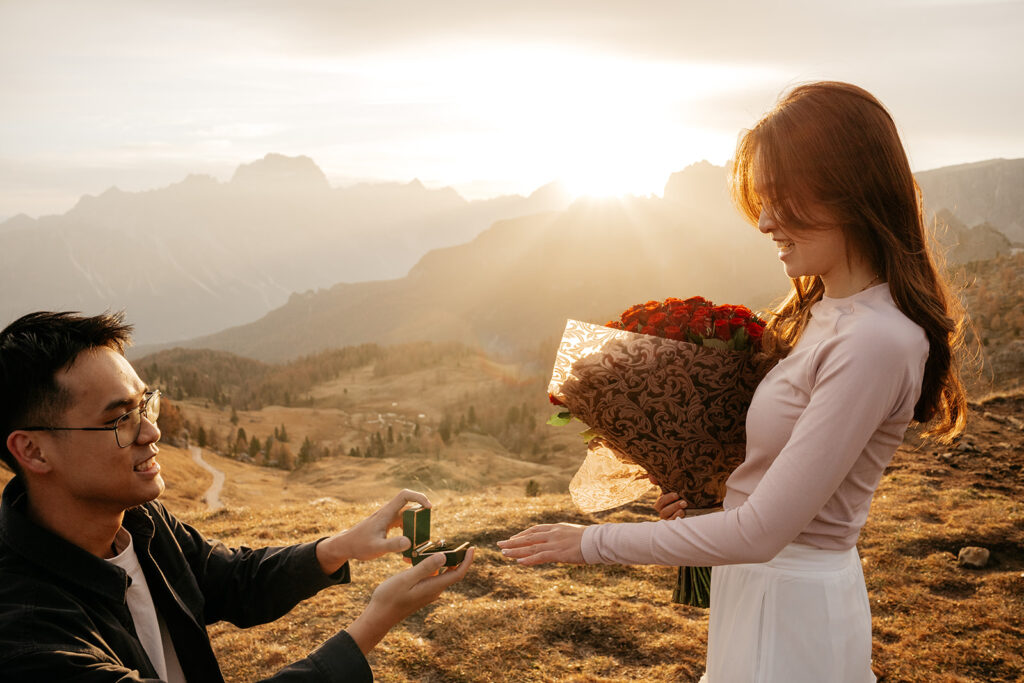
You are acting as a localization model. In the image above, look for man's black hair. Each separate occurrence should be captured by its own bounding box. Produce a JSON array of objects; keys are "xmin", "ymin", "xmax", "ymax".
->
[{"xmin": 0, "ymin": 311, "xmax": 133, "ymax": 473}]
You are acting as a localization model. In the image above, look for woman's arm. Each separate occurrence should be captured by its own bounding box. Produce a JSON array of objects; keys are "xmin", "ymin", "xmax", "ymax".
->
[{"xmin": 502, "ymin": 325, "xmax": 926, "ymax": 567}]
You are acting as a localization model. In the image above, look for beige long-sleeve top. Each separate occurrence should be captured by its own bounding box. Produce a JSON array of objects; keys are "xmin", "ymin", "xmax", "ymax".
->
[{"xmin": 581, "ymin": 283, "xmax": 929, "ymax": 567}]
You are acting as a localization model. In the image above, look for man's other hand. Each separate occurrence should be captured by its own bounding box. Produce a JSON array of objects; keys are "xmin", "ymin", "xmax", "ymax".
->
[{"xmin": 346, "ymin": 547, "xmax": 475, "ymax": 654}]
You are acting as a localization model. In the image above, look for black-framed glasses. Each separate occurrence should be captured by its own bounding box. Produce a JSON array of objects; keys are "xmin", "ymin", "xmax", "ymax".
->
[{"xmin": 18, "ymin": 390, "xmax": 161, "ymax": 448}]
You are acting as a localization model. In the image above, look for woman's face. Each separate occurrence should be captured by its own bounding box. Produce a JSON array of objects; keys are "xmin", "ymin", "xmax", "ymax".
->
[{"xmin": 757, "ymin": 201, "xmax": 851, "ymax": 284}]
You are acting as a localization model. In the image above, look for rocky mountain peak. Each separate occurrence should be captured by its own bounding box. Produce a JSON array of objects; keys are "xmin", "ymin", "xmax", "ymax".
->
[{"xmin": 229, "ymin": 153, "xmax": 330, "ymax": 192}]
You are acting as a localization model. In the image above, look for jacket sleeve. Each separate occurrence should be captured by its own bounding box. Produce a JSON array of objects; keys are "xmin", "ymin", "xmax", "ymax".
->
[
  {"xmin": 147, "ymin": 502, "xmax": 351, "ymax": 628},
  {"xmin": 3, "ymin": 637, "xmax": 372, "ymax": 683},
  {"xmin": 258, "ymin": 630, "xmax": 373, "ymax": 683},
  {"xmin": 143, "ymin": 503, "xmax": 375, "ymax": 680},
  {"xmin": 1, "ymin": 651, "xmax": 164, "ymax": 683}
]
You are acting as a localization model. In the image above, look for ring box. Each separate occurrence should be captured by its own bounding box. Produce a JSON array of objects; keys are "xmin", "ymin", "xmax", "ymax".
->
[{"xmin": 402, "ymin": 504, "xmax": 469, "ymax": 567}]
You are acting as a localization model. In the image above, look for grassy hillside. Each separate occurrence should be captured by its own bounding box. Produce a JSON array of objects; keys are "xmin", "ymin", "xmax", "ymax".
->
[
  {"xmin": 1, "ymin": 394, "xmax": 1020, "ymax": 681},
  {"xmin": 174, "ymin": 392, "xmax": 1023, "ymax": 682},
  {"xmin": 144, "ymin": 343, "xmax": 587, "ymax": 499}
]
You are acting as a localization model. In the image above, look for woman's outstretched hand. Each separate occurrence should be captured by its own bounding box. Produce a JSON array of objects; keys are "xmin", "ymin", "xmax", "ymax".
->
[{"xmin": 497, "ymin": 523, "xmax": 586, "ymax": 565}]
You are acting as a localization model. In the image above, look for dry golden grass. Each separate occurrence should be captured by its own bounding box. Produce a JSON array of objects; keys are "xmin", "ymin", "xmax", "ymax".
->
[
  {"xmin": 164, "ymin": 394, "xmax": 1023, "ymax": 683},
  {"xmin": 2, "ymin": 393, "xmax": 1020, "ymax": 682}
]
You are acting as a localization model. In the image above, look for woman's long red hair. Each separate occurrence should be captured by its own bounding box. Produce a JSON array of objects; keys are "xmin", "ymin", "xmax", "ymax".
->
[{"xmin": 730, "ymin": 81, "xmax": 966, "ymax": 442}]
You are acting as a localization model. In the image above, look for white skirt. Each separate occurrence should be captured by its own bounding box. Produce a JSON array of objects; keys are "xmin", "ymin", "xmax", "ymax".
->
[{"xmin": 699, "ymin": 543, "xmax": 875, "ymax": 683}]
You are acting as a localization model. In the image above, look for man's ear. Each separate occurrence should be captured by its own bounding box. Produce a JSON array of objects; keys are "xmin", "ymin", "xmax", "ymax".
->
[{"xmin": 6, "ymin": 431, "xmax": 53, "ymax": 474}]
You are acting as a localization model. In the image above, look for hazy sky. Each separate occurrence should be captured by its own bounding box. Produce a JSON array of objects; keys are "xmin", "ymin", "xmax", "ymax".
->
[{"xmin": 2, "ymin": 0, "xmax": 1021, "ymax": 219}]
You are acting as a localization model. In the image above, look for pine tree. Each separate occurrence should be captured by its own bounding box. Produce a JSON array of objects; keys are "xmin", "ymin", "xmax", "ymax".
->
[
  {"xmin": 299, "ymin": 436, "xmax": 313, "ymax": 464},
  {"xmin": 438, "ymin": 415, "xmax": 452, "ymax": 444}
]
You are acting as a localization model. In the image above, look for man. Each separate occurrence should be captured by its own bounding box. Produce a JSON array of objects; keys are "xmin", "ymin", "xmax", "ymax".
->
[{"xmin": 0, "ymin": 311, "xmax": 474, "ymax": 681}]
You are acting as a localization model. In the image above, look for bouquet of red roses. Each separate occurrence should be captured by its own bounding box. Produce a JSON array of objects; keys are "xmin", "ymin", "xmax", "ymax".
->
[{"xmin": 548, "ymin": 296, "xmax": 776, "ymax": 607}]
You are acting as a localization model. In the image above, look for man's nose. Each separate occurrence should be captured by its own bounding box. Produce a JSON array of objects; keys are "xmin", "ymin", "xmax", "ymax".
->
[{"xmin": 139, "ymin": 415, "xmax": 161, "ymax": 445}]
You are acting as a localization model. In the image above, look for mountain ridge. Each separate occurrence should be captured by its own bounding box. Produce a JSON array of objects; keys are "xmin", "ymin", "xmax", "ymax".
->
[{"xmin": 1, "ymin": 154, "xmax": 572, "ymax": 344}]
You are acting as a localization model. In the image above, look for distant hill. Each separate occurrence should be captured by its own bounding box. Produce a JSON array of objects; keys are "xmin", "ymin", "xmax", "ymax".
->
[
  {"xmin": 0, "ymin": 154, "xmax": 571, "ymax": 344},
  {"xmin": 917, "ymin": 158, "xmax": 1024, "ymax": 246},
  {"xmin": 141, "ymin": 163, "xmax": 790, "ymax": 362},
  {"xmin": 147, "ymin": 158, "xmax": 1024, "ymax": 363}
]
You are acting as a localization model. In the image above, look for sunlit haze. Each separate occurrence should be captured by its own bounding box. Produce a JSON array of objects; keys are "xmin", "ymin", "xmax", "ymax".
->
[{"xmin": 1, "ymin": 0, "xmax": 1021, "ymax": 217}]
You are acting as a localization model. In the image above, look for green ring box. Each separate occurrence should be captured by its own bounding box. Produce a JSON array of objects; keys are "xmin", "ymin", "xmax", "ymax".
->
[{"xmin": 402, "ymin": 504, "xmax": 469, "ymax": 567}]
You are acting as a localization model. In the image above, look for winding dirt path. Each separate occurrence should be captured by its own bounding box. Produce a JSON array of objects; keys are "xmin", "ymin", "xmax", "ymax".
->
[{"xmin": 189, "ymin": 445, "xmax": 225, "ymax": 511}]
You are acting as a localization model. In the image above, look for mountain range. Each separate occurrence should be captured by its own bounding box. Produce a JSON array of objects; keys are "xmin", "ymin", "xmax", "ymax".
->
[
  {"xmin": 916, "ymin": 158, "xmax": 1024, "ymax": 245},
  {"xmin": 0, "ymin": 154, "xmax": 571, "ymax": 344},
  {"xmin": 4, "ymin": 155, "xmax": 1020, "ymax": 358}
]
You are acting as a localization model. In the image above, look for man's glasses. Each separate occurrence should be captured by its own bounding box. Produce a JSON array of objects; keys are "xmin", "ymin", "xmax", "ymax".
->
[{"xmin": 18, "ymin": 390, "xmax": 161, "ymax": 448}]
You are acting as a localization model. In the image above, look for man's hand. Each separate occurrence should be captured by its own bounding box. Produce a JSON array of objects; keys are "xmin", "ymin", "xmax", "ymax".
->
[
  {"xmin": 496, "ymin": 523, "xmax": 586, "ymax": 566},
  {"xmin": 346, "ymin": 548, "xmax": 476, "ymax": 654},
  {"xmin": 316, "ymin": 489, "xmax": 431, "ymax": 576}
]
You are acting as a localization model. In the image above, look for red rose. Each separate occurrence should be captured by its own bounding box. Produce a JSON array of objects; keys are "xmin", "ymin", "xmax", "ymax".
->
[
  {"xmin": 714, "ymin": 319, "xmax": 731, "ymax": 341},
  {"xmin": 648, "ymin": 311, "xmax": 667, "ymax": 327},
  {"xmin": 625, "ymin": 319, "xmax": 639, "ymax": 332},
  {"xmin": 549, "ymin": 394, "xmax": 564, "ymax": 406},
  {"xmin": 664, "ymin": 325, "xmax": 684, "ymax": 340},
  {"xmin": 641, "ymin": 324, "xmax": 657, "ymax": 335},
  {"xmin": 622, "ymin": 304, "xmax": 644, "ymax": 322},
  {"xmin": 689, "ymin": 312, "xmax": 709, "ymax": 336},
  {"xmin": 668, "ymin": 301, "xmax": 690, "ymax": 317},
  {"xmin": 733, "ymin": 305, "xmax": 753, "ymax": 319},
  {"xmin": 606, "ymin": 319, "xmax": 623, "ymax": 329},
  {"xmin": 746, "ymin": 321, "xmax": 764, "ymax": 342},
  {"xmin": 684, "ymin": 296, "xmax": 708, "ymax": 307},
  {"xmin": 711, "ymin": 305, "xmax": 735, "ymax": 320}
]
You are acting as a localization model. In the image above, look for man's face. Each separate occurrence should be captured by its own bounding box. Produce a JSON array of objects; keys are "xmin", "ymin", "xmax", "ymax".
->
[{"xmin": 41, "ymin": 346, "xmax": 164, "ymax": 513}]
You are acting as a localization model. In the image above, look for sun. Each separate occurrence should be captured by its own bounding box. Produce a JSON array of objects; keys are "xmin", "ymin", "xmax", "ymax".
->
[{"xmin": 561, "ymin": 164, "xmax": 672, "ymax": 200}]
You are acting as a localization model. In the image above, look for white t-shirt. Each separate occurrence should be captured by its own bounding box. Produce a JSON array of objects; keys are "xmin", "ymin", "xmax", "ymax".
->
[{"xmin": 107, "ymin": 527, "xmax": 187, "ymax": 683}]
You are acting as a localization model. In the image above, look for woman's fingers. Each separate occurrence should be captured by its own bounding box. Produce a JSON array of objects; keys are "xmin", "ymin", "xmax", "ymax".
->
[
  {"xmin": 654, "ymin": 493, "xmax": 689, "ymax": 520},
  {"xmin": 498, "ymin": 524, "xmax": 555, "ymax": 546},
  {"xmin": 653, "ymin": 491, "xmax": 679, "ymax": 513},
  {"xmin": 497, "ymin": 524, "xmax": 586, "ymax": 565}
]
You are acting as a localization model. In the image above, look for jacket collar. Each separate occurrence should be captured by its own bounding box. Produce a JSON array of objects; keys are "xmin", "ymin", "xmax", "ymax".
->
[{"xmin": 0, "ymin": 476, "xmax": 156, "ymax": 603}]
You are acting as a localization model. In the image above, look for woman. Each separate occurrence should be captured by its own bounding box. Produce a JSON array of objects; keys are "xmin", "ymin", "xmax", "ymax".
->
[{"xmin": 498, "ymin": 81, "xmax": 967, "ymax": 682}]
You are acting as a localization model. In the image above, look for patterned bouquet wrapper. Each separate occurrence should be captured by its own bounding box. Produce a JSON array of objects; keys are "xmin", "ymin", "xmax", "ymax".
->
[{"xmin": 549, "ymin": 319, "xmax": 776, "ymax": 606}]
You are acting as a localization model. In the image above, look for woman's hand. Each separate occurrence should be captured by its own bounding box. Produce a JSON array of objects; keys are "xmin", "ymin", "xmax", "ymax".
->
[
  {"xmin": 654, "ymin": 491, "xmax": 689, "ymax": 520},
  {"xmin": 648, "ymin": 476, "xmax": 689, "ymax": 520},
  {"xmin": 497, "ymin": 523, "xmax": 586, "ymax": 566},
  {"xmin": 316, "ymin": 489, "xmax": 431, "ymax": 575}
]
